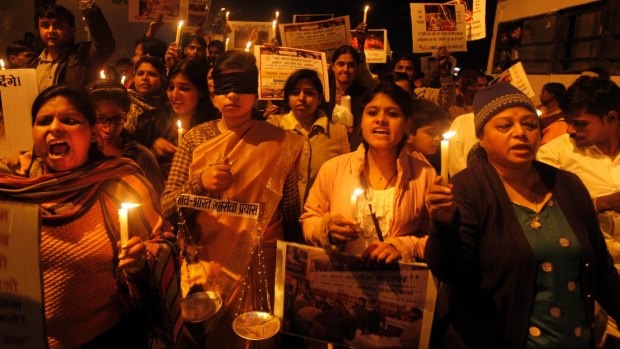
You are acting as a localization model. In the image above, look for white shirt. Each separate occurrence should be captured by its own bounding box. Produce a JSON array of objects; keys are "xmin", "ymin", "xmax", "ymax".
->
[
  {"xmin": 537, "ymin": 133, "xmax": 620, "ymax": 272},
  {"xmin": 447, "ymin": 113, "xmax": 477, "ymax": 177}
]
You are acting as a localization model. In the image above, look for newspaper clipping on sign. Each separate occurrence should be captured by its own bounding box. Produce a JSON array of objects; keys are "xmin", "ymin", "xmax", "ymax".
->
[
  {"xmin": 255, "ymin": 46, "xmax": 329, "ymax": 101},
  {"xmin": 0, "ymin": 69, "xmax": 36, "ymax": 164},
  {"xmin": 410, "ymin": 3, "xmax": 467, "ymax": 53},
  {"xmin": 0, "ymin": 201, "xmax": 46, "ymax": 348},
  {"xmin": 351, "ymin": 29, "xmax": 388, "ymax": 64},
  {"xmin": 275, "ymin": 242, "xmax": 437, "ymax": 349},
  {"xmin": 446, "ymin": 0, "xmax": 486, "ymax": 41},
  {"xmin": 228, "ymin": 21, "xmax": 274, "ymax": 51},
  {"xmin": 186, "ymin": 0, "xmax": 211, "ymax": 30},
  {"xmin": 491, "ymin": 62, "xmax": 536, "ymax": 98},
  {"xmin": 128, "ymin": 0, "xmax": 188, "ymax": 23},
  {"xmin": 279, "ymin": 16, "xmax": 353, "ymax": 59}
]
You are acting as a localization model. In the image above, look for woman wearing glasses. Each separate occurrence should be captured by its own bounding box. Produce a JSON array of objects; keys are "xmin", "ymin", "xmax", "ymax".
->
[{"xmin": 88, "ymin": 79, "xmax": 165, "ymax": 194}]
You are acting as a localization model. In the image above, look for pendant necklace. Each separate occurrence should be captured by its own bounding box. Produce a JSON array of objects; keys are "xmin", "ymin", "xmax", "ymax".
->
[{"xmin": 529, "ymin": 195, "xmax": 542, "ymax": 230}]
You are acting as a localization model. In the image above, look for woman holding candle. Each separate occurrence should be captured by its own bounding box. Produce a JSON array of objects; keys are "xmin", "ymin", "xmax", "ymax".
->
[
  {"xmin": 301, "ymin": 82, "xmax": 436, "ymax": 263},
  {"xmin": 160, "ymin": 51, "xmax": 304, "ymax": 348},
  {"xmin": 134, "ymin": 58, "xmax": 216, "ymax": 177},
  {"xmin": 424, "ymin": 83, "xmax": 620, "ymax": 348},
  {"xmin": 124, "ymin": 55, "xmax": 167, "ymax": 134},
  {"xmin": 268, "ymin": 69, "xmax": 350, "ymax": 205},
  {"xmin": 0, "ymin": 85, "xmax": 186, "ymax": 348}
]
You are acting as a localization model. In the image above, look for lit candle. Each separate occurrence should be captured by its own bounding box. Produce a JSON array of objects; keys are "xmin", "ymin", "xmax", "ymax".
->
[
  {"xmin": 440, "ymin": 131, "xmax": 456, "ymax": 185},
  {"xmin": 275, "ymin": 11, "xmax": 279, "ymax": 21},
  {"xmin": 0, "ymin": 59, "xmax": 5, "ymax": 70},
  {"xmin": 225, "ymin": 37, "xmax": 230, "ymax": 51},
  {"xmin": 536, "ymin": 109, "xmax": 543, "ymax": 116},
  {"xmin": 363, "ymin": 5, "xmax": 370, "ymax": 24},
  {"xmin": 177, "ymin": 119, "xmax": 184, "ymax": 146},
  {"xmin": 226, "ymin": 11, "xmax": 230, "ymax": 25},
  {"xmin": 245, "ymin": 41, "xmax": 251, "ymax": 52},
  {"xmin": 350, "ymin": 188, "xmax": 364, "ymax": 219},
  {"xmin": 272, "ymin": 20, "xmax": 277, "ymax": 38},
  {"xmin": 118, "ymin": 203, "xmax": 140, "ymax": 246},
  {"xmin": 99, "ymin": 70, "xmax": 106, "ymax": 79},
  {"xmin": 175, "ymin": 20, "xmax": 184, "ymax": 47},
  {"xmin": 120, "ymin": 75, "xmax": 126, "ymax": 85}
]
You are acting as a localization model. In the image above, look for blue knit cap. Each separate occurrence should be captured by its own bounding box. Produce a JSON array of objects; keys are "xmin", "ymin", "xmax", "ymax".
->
[{"xmin": 473, "ymin": 82, "xmax": 536, "ymax": 137}]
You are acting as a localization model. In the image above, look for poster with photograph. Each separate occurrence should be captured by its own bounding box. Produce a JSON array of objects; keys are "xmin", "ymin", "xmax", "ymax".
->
[
  {"xmin": 0, "ymin": 69, "xmax": 36, "ymax": 162},
  {"xmin": 128, "ymin": 0, "xmax": 188, "ymax": 23},
  {"xmin": 279, "ymin": 16, "xmax": 353, "ymax": 59},
  {"xmin": 186, "ymin": 0, "xmax": 211, "ymax": 30},
  {"xmin": 445, "ymin": 0, "xmax": 486, "ymax": 41},
  {"xmin": 275, "ymin": 242, "xmax": 437, "ymax": 349},
  {"xmin": 293, "ymin": 14, "xmax": 335, "ymax": 23},
  {"xmin": 0, "ymin": 201, "xmax": 45, "ymax": 348},
  {"xmin": 419, "ymin": 55, "xmax": 458, "ymax": 75},
  {"xmin": 410, "ymin": 3, "xmax": 467, "ymax": 53},
  {"xmin": 228, "ymin": 21, "xmax": 274, "ymax": 51},
  {"xmin": 255, "ymin": 46, "xmax": 330, "ymax": 101},
  {"xmin": 491, "ymin": 61, "xmax": 536, "ymax": 97},
  {"xmin": 351, "ymin": 29, "xmax": 388, "ymax": 64}
]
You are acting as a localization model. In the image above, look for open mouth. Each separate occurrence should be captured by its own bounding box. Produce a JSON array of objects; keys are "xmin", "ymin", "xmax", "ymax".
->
[
  {"xmin": 372, "ymin": 128, "xmax": 390, "ymax": 136},
  {"xmin": 49, "ymin": 141, "xmax": 69, "ymax": 156}
]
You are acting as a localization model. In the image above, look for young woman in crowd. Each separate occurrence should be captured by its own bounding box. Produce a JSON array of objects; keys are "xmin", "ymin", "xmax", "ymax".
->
[
  {"xmin": 424, "ymin": 83, "xmax": 620, "ymax": 348},
  {"xmin": 0, "ymin": 85, "xmax": 185, "ymax": 348},
  {"xmin": 301, "ymin": 82, "xmax": 436, "ymax": 263},
  {"xmin": 124, "ymin": 55, "xmax": 167, "ymax": 134},
  {"xmin": 87, "ymin": 79, "xmax": 165, "ymax": 194},
  {"xmin": 134, "ymin": 58, "xmax": 215, "ymax": 177},
  {"xmin": 268, "ymin": 69, "xmax": 350, "ymax": 204},
  {"xmin": 160, "ymin": 51, "xmax": 304, "ymax": 348}
]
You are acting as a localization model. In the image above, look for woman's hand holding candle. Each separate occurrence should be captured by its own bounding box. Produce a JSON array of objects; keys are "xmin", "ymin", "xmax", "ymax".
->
[
  {"xmin": 327, "ymin": 214, "xmax": 361, "ymax": 243},
  {"xmin": 118, "ymin": 236, "xmax": 147, "ymax": 274}
]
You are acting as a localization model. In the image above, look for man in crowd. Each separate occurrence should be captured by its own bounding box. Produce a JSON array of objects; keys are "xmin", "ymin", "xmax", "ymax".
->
[
  {"xmin": 5, "ymin": 40, "xmax": 36, "ymax": 69},
  {"xmin": 538, "ymin": 82, "xmax": 567, "ymax": 144},
  {"xmin": 31, "ymin": 1, "xmax": 115, "ymax": 91}
]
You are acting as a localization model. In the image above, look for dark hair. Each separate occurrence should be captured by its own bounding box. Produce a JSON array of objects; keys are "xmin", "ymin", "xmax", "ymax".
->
[
  {"xmin": 581, "ymin": 67, "xmax": 610, "ymax": 80},
  {"xmin": 134, "ymin": 55, "xmax": 166, "ymax": 78},
  {"xmin": 32, "ymin": 85, "xmax": 95, "ymax": 126},
  {"xmin": 87, "ymin": 79, "xmax": 131, "ymax": 112},
  {"xmin": 208, "ymin": 40, "xmax": 225, "ymax": 52},
  {"xmin": 283, "ymin": 69, "xmax": 324, "ymax": 105},
  {"xmin": 115, "ymin": 57, "xmax": 133, "ymax": 68},
  {"xmin": 212, "ymin": 50, "xmax": 258, "ymax": 85},
  {"xmin": 331, "ymin": 45, "xmax": 361, "ymax": 65},
  {"xmin": 35, "ymin": 4, "xmax": 75, "ymax": 28},
  {"xmin": 560, "ymin": 76, "xmax": 620, "ymax": 118},
  {"xmin": 393, "ymin": 53, "xmax": 416, "ymax": 69},
  {"xmin": 134, "ymin": 37, "xmax": 167, "ymax": 60},
  {"xmin": 381, "ymin": 72, "xmax": 412, "ymax": 94},
  {"xmin": 410, "ymin": 98, "xmax": 451, "ymax": 133},
  {"xmin": 361, "ymin": 81, "xmax": 413, "ymax": 119},
  {"xmin": 457, "ymin": 66, "xmax": 484, "ymax": 80},
  {"xmin": 542, "ymin": 82, "xmax": 566, "ymax": 101},
  {"xmin": 168, "ymin": 59, "xmax": 214, "ymax": 127},
  {"xmin": 6, "ymin": 40, "xmax": 34, "ymax": 58},
  {"xmin": 185, "ymin": 34, "xmax": 207, "ymax": 50}
]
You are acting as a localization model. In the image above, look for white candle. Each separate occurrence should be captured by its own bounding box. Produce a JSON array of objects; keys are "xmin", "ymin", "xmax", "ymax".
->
[
  {"xmin": 272, "ymin": 20, "xmax": 277, "ymax": 38},
  {"xmin": 177, "ymin": 119, "xmax": 184, "ymax": 146},
  {"xmin": 350, "ymin": 188, "xmax": 364, "ymax": 219},
  {"xmin": 275, "ymin": 11, "xmax": 279, "ymax": 21},
  {"xmin": 175, "ymin": 20, "xmax": 184, "ymax": 47},
  {"xmin": 226, "ymin": 11, "xmax": 230, "ymax": 25},
  {"xmin": 440, "ymin": 131, "xmax": 456, "ymax": 185},
  {"xmin": 245, "ymin": 41, "xmax": 251, "ymax": 52},
  {"xmin": 225, "ymin": 37, "xmax": 229, "ymax": 51},
  {"xmin": 363, "ymin": 5, "xmax": 370, "ymax": 24},
  {"xmin": 0, "ymin": 59, "xmax": 5, "ymax": 70},
  {"xmin": 118, "ymin": 203, "xmax": 140, "ymax": 246},
  {"xmin": 99, "ymin": 70, "xmax": 106, "ymax": 79}
]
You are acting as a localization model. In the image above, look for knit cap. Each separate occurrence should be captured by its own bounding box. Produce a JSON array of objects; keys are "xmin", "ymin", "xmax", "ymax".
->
[{"xmin": 473, "ymin": 82, "xmax": 536, "ymax": 136}]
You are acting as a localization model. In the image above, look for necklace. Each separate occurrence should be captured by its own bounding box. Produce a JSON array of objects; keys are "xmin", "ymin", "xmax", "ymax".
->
[
  {"xmin": 529, "ymin": 197, "xmax": 542, "ymax": 230},
  {"xmin": 376, "ymin": 171, "xmax": 397, "ymax": 190}
]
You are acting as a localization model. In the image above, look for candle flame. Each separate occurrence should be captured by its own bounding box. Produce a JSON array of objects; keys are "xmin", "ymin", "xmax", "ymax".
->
[
  {"xmin": 221, "ymin": 7, "xmax": 226, "ymax": 11},
  {"xmin": 121, "ymin": 203, "xmax": 140, "ymax": 209},
  {"xmin": 0, "ymin": 59, "xmax": 4, "ymax": 69},
  {"xmin": 246, "ymin": 41, "xmax": 252, "ymax": 48},
  {"xmin": 120, "ymin": 75, "xmax": 126, "ymax": 85},
  {"xmin": 353, "ymin": 188, "xmax": 364, "ymax": 197},
  {"xmin": 443, "ymin": 130, "xmax": 457, "ymax": 140},
  {"xmin": 99, "ymin": 70, "xmax": 106, "ymax": 79},
  {"xmin": 177, "ymin": 20, "xmax": 184, "ymax": 29},
  {"xmin": 275, "ymin": 11, "xmax": 279, "ymax": 19},
  {"xmin": 365, "ymin": 5, "xmax": 370, "ymax": 11},
  {"xmin": 225, "ymin": 38, "xmax": 230, "ymax": 43},
  {"xmin": 226, "ymin": 11, "xmax": 230, "ymax": 19},
  {"xmin": 177, "ymin": 119, "xmax": 182, "ymax": 129},
  {"xmin": 536, "ymin": 109, "xmax": 543, "ymax": 116}
]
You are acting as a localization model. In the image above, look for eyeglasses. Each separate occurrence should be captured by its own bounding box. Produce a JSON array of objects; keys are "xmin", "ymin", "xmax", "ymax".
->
[{"xmin": 95, "ymin": 114, "xmax": 125, "ymax": 126}]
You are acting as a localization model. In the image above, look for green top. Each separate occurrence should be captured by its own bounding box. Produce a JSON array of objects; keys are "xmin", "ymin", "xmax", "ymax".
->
[{"xmin": 512, "ymin": 197, "xmax": 590, "ymax": 349}]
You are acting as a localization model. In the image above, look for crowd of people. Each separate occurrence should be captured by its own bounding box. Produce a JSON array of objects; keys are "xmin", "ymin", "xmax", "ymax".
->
[{"xmin": 2, "ymin": 1, "xmax": 620, "ymax": 348}]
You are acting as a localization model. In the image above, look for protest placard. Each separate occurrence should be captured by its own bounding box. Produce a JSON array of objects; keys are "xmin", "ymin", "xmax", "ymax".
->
[
  {"xmin": 228, "ymin": 21, "xmax": 274, "ymax": 51},
  {"xmin": 491, "ymin": 61, "xmax": 536, "ymax": 98},
  {"xmin": 410, "ymin": 3, "xmax": 467, "ymax": 53},
  {"xmin": 293, "ymin": 14, "xmax": 334, "ymax": 24},
  {"xmin": 275, "ymin": 242, "xmax": 437, "ymax": 349},
  {"xmin": 255, "ymin": 46, "xmax": 329, "ymax": 101},
  {"xmin": 186, "ymin": 0, "xmax": 210, "ymax": 30},
  {"xmin": 0, "ymin": 69, "xmax": 36, "ymax": 160},
  {"xmin": 279, "ymin": 16, "xmax": 352, "ymax": 59},
  {"xmin": 351, "ymin": 29, "xmax": 388, "ymax": 64},
  {"xmin": 128, "ymin": 0, "xmax": 188, "ymax": 23},
  {"xmin": 446, "ymin": 0, "xmax": 486, "ymax": 41},
  {"xmin": 0, "ymin": 201, "xmax": 45, "ymax": 348}
]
